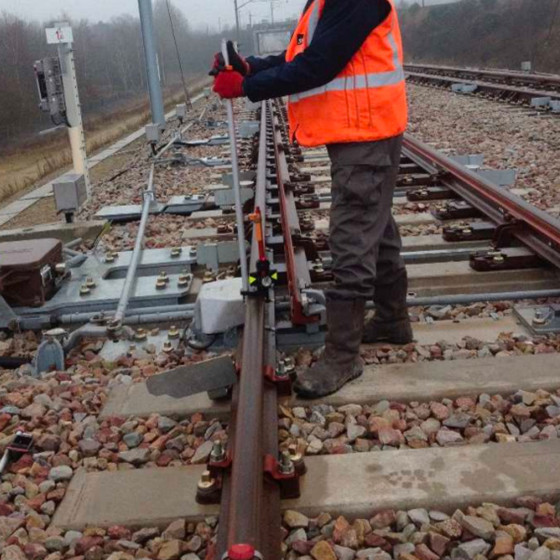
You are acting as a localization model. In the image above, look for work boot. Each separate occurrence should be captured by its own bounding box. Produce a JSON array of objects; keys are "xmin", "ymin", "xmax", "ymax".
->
[
  {"xmin": 363, "ymin": 269, "xmax": 413, "ymax": 345},
  {"xmin": 294, "ymin": 298, "xmax": 365, "ymax": 399}
]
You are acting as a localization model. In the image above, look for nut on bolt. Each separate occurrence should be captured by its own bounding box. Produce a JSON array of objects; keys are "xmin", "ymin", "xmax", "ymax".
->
[
  {"xmin": 85, "ymin": 277, "xmax": 96, "ymax": 289},
  {"xmin": 162, "ymin": 341, "xmax": 173, "ymax": 353},
  {"xmin": 170, "ymin": 247, "xmax": 182, "ymax": 258},
  {"xmin": 532, "ymin": 308, "xmax": 549, "ymax": 326},
  {"xmin": 168, "ymin": 325, "xmax": 180, "ymax": 339},
  {"xmin": 210, "ymin": 440, "xmax": 226, "ymax": 463},
  {"xmin": 197, "ymin": 470, "xmax": 216, "ymax": 491},
  {"xmin": 79, "ymin": 285, "xmax": 91, "ymax": 296},
  {"xmin": 178, "ymin": 273, "xmax": 190, "ymax": 288},
  {"xmin": 134, "ymin": 328, "xmax": 147, "ymax": 342},
  {"xmin": 278, "ymin": 449, "xmax": 295, "ymax": 475},
  {"xmin": 155, "ymin": 278, "xmax": 167, "ymax": 290}
]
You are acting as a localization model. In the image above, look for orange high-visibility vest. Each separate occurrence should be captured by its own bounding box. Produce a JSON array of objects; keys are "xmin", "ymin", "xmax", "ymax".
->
[{"xmin": 285, "ymin": 0, "xmax": 407, "ymax": 147}]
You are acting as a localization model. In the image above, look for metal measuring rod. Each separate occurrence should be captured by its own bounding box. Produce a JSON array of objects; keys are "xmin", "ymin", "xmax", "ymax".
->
[{"xmin": 221, "ymin": 39, "xmax": 249, "ymax": 294}]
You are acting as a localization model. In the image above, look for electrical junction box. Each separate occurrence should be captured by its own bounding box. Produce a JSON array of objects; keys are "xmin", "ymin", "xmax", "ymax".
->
[
  {"xmin": 145, "ymin": 123, "xmax": 161, "ymax": 143},
  {"xmin": 34, "ymin": 57, "xmax": 67, "ymax": 122},
  {"xmin": 53, "ymin": 173, "xmax": 87, "ymax": 213},
  {"xmin": 0, "ymin": 239, "xmax": 63, "ymax": 307}
]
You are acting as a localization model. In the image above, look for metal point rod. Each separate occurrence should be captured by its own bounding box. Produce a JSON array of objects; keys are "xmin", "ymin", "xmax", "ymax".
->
[
  {"xmin": 112, "ymin": 165, "xmax": 155, "ymax": 327},
  {"xmin": 222, "ymin": 39, "xmax": 249, "ymax": 293}
]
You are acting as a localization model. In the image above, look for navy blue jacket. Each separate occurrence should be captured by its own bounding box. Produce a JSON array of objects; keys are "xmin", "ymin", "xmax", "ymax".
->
[{"xmin": 244, "ymin": 0, "xmax": 391, "ymax": 102}]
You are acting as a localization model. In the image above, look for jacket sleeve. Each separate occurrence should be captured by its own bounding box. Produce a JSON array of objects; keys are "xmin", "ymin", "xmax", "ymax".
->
[
  {"xmin": 243, "ymin": 0, "xmax": 391, "ymax": 102},
  {"xmin": 246, "ymin": 52, "xmax": 286, "ymax": 74}
]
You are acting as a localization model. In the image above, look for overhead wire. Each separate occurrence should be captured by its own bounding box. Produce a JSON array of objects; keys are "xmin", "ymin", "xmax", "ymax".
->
[{"xmin": 166, "ymin": 0, "xmax": 193, "ymax": 109}]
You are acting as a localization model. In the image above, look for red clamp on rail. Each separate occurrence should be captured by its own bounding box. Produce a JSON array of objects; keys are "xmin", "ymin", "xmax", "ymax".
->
[
  {"xmin": 264, "ymin": 364, "xmax": 292, "ymax": 397},
  {"xmin": 264, "ymin": 452, "xmax": 302, "ymax": 499},
  {"xmin": 224, "ymin": 544, "xmax": 263, "ymax": 560}
]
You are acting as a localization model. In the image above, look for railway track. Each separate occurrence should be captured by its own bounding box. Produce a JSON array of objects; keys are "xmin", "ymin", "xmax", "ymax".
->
[
  {"xmin": 2, "ymin": 93, "xmax": 560, "ymax": 560},
  {"xmin": 405, "ymin": 63, "xmax": 560, "ymax": 110}
]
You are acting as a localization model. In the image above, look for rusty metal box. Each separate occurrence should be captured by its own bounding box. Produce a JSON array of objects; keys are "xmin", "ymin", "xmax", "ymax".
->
[{"xmin": 0, "ymin": 238, "xmax": 63, "ymax": 307}]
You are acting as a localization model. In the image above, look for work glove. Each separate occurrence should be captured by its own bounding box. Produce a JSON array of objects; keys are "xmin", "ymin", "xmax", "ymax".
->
[
  {"xmin": 213, "ymin": 70, "xmax": 245, "ymax": 99},
  {"xmin": 209, "ymin": 40, "xmax": 250, "ymax": 76}
]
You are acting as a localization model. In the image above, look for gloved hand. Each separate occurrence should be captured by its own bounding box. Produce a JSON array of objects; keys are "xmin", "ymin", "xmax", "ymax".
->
[
  {"xmin": 209, "ymin": 40, "xmax": 250, "ymax": 76},
  {"xmin": 213, "ymin": 70, "xmax": 245, "ymax": 99}
]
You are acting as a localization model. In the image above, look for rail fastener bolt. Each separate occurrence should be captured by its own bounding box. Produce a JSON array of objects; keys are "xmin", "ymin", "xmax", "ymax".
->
[
  {"xmin": 210, "ymin": 440, "xmax": 226, "ymax": 463},
  {"xmin": 195, "ymin": 470, "xmax": 221, "ymax": 505},
  {"xmin": 162, "ymin": 341, "xmax": 173, "ymax": 353},
  {"xmin": 79, "ymin": 285, "xmax": 91, "ymax": 297},
  {"xmin": 278, "ymin": 449, "xmax": 295, "ymax": 476},
  {"xmin": 178, "ymin": 274, "xmax": 190, "ymax": 288},
  {"xmin": 170, "ymin": 247, "xmax": 182, "ymax": 258},
  {"xmin": 532, "ymin": 308, "xmax": 549, "ymax": 326},
  {"xmin": 85, "ymin": 278, "xmax": 96, "ymax": 289},
  {"xmin": 134, "ymin": 328, "xmax": 147, "ymax": 342},
  {"xmin": 168, "ymin": 325, "xmax": 180, "ymax": 339},
  {"xmin": 155, "ymin": 278, "xmax": 167, "ymax": 290}
]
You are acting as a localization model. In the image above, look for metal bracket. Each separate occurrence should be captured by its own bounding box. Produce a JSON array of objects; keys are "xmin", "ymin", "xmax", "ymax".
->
[
  {"xmin": 514, "ymin": 304, "xmax": 560, "ymax": 334},
  {"xmin": 146, "ymin": 355, "xmax": 238, "ymax": 399}
]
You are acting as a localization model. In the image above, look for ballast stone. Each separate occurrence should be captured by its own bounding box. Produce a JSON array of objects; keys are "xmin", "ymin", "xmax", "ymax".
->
[{"xmin": 193, "ymin": 277, "xmax": 244, "ymax": 335}]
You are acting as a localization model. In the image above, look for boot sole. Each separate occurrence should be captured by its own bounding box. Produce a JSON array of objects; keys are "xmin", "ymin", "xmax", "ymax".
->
[{"xmin": 294, "ymin": 366, "xmax": 364, "ymax": 400}]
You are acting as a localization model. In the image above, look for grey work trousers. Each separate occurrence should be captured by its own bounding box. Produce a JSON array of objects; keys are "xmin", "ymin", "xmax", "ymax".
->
[{"xmin": 326, "ymin": 134, "xmax": 405, "ymax": 300}]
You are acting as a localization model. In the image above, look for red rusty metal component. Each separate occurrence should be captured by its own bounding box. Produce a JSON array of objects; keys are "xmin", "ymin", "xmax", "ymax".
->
[{"xmin": 271, "ymin": 100, "xmax": 320, "ymax": 326}]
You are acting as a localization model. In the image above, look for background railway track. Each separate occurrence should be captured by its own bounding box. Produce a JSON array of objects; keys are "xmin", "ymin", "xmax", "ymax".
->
[
  {"xmin": 1, "ymin": 86, "xmax": 560, "ymax": 560},
  {"xmin": 405, "ymin": 63, "xmax": 560, "ymax": 110}
]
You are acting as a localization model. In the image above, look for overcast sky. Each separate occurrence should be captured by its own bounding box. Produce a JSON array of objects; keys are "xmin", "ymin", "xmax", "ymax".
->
[{"xmin": 0, "ymin": 0, "xmax": 307, "ymax": 31}]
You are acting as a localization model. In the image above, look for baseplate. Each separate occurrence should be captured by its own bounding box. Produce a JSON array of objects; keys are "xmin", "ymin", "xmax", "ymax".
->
[{"xmin": 514, "ymin": 304, "xmax": 560, "ymax": 335}]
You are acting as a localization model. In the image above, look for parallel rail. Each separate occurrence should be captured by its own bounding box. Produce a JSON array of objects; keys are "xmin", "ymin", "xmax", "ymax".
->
[{"xmin": 405, "ymin": 63, "xmax": 560, "ymax": 105}]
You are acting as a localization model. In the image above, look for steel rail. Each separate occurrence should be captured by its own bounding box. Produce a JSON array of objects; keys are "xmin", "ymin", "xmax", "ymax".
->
[
  {"xmin": 402, "ymin": 134, "xmax": 560, "ymax": 270},
  {"xmin": 405, "ymin": 63, "xmax": 560, "ymax": 90},
  {"xmin": 215, "ymin": 101, "xmax": 281, "ymax": 560},
  {"xmin": 405, "ymin": 70, "xmax": 560, "ymax": 103}
]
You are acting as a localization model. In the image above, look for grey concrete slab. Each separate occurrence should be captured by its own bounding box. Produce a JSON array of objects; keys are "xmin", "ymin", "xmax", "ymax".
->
[
  {"xmin": 408, "ymin": 261, "xmax": 559, "ymax": 294},
  {"xmin": 289, "ymin": 439, "xmax": 560, "ymax": 518},
  {"xmin": 52, "ymin": 466, "xmax": 215, "ymax": 529},
  {"xmin": 52, "ymin": 438, "xmax": 560, "ymax": 529},
  {"xmin": 0, "ymin": 199, "xmax": 35, "ymax": 216},
  {"xmin": 0, "ymin": 221, "xmax": 106, "ymax": 244},
  {"xmin": 101, "ymin": 351, "xmax": 558, "ymax": 421},
  {"xmin": 0, "ymin": 214, "xmax": 18, "ymax": 227},
  {"xmin": 20, "ymin": 183, "xmax": 53, "ymax": 200}
]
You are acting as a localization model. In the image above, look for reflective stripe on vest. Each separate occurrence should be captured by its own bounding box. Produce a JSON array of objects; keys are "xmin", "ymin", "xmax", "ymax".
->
[
  {"xmin": 290, "ymin": 0, "xmax": 404, "ymax": 103},
  {"xmin": 307, "ymin": 0, "xmax": 320, "ymax": 43}
]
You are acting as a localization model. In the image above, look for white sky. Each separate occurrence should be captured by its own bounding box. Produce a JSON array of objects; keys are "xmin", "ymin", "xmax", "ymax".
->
[{"xmin": 0, "ymin": 0, "xmax": 307, "ymax": 31}]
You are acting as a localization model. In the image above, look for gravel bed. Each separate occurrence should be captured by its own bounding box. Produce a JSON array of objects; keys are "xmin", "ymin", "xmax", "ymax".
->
[
  {"xmin": 407, "ymin": 84, "xmax": 560, "ymax": 216},
  {"xmin": 279, "ymin": 388, "xmax": 560, "ymax": 456},
  {"xmin": 282, "ymin": 498, "xmax": 560, "ymax": 560},
  {"xmin": 0, "ymin": 515, "xmax": 217, "ymax": 560}
]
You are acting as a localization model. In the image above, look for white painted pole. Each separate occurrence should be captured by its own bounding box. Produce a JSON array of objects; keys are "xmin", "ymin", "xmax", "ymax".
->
[
  {"xmin": 55, "ymin": 30, "xmax": 90, "ymax": 196},
  {"xmin": 222, "ymin": 39, "xmax": 249, "ymax": 293}
]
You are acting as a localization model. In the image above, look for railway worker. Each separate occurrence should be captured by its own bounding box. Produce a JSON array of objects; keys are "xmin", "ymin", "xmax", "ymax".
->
[{"xmin": 211, "ymin": 0, "xmax": 412, "ymax": 398}]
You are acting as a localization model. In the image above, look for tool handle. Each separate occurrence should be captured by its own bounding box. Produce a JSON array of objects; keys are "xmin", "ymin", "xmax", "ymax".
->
[{"xmin": 221, "ymin": 39, "xmax": 230, "ymax": 67}]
